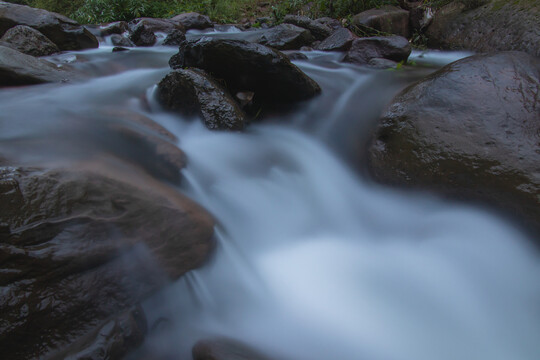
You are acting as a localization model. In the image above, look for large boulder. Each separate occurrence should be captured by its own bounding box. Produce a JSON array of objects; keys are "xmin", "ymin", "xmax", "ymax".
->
[
  {"xmin": 316, "ymin": 27, "xmax": 356, "ymax": 51},
  {"xmin": 351, "ymin": 5, "xmax": 410, "ymax": 38},
  {"xmin": 129, "ymin": 17, "xmax": 185, "ymax": 35},
  {"xmin": 170, "ymin": 38, "xmax": 321, "ymax": 104},
  {"xmin": 367, "ymin": 52, "xmax": 540, "ymax": 233},
  {"xmin": 0, "ymin": 1, "xmax": 98, "ymax": 50},
  {"xmin": 129, "ymin": 22, "xmax": 157, "ymax": 47},
  {"xmin": 170, "ymin": 12, "xmax": 213, "ymax": 30},
  {"xmin": 163, "ymin": 29, "xmax": 186, "ymax": 46},
  {"xmin": 283, "ymin": 14, "xmax": 333, "ymax": 40},
  {"xmin": 0, "ymin": 165, "xmax": 215, "ymax": 359},
  {"xmin": 426, "ymin": 0, "xmax": 540, "ymax": 57},
  {"xmin": 258, "ymin": 23, "xmax": 314, "ymax": 50},
  {"xmin": 0, "ymin": 24, "xmax": 58, "ymax": 56},
  {"xmin": 0, "ymin": 45, "xmax": 79, "ymax": 86},
  {"xmin": 100, "ymin": 21, "xmax": 129, "ymax": 36},
  {"xmin": 343, "ymin": 36, "xmax": 411, "ymax": 66},
  {"xmin": 156, "ymin": 69, "xmax": 246, "ymax": 131}
]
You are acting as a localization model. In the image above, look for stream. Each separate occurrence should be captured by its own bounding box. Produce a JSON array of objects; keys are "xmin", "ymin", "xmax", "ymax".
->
[{"xmin": 1, "ymin": 31, "xmax": 539, "ymax": 360}]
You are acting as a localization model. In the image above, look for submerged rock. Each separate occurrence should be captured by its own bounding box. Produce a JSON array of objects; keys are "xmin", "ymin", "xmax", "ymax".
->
[
  {"xmin": 0, "ymin": 25, "xmax": 59, "ymax": 56},
  {"xmin": 0, "ymin": 45, "xmax": 78, "ymax": 86},
  {"xmin": 368, "ymin": 51, "xmax": 540, "ymax": 233},
  {"xmin": 157, "ymin": 68, "xmax": 246, "ymax": 131},
  {"xmin": 351, "ymin": 5, "xmax": 410, "ymax": 38},
  {"xmin": 343, "ymin": 36, "xmax": 411, "ymax": 65},
  {"xmin": 0, "ymin": 1, "xmax": 98, "ymax": 50},
  {"xmin": 171, "ymin": 38, "xmax": 321, "ymax": 104},
  {"xmin": 426, "ymin": 0, "xmax": 540, "ymax": 57},
  {"xmin": 258, "ymin": 23, "xmax": 314, "ymax": 50},
  {"xmin": 283, "ymin": 14, "xmax": 333, "ymax": 40},
  {"xmin": 0, "ymin": 165, "xmax": 215, "ymax": 359}
]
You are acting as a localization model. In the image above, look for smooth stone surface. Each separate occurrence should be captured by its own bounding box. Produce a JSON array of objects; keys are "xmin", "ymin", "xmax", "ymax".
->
[
  {"xmin": 257, "ymin": 23, "xmax": 314, "ymax": 50},
  {"xmin": 283, "ymin": 14, "xmax": 333, "ymax": 40},
  {"xmin": 0, "ymin": 24, "xmax": 58, "ymax": 56},
  {"xmin": 351, "ymin": 5, "xmax": 410, "ymax": 37},
  {"xmin": 316, "ymin": 27, "xmax": 356, "ymax": 51},
  {"xmin": 343, "ymin": 36, "xmax": 411, "ymax": 65},
  {"xmin": 171, "ymin": 12, "xmax": 213, "ymax": 30}
]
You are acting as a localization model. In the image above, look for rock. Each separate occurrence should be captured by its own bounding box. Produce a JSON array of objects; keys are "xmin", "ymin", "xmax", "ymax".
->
[
  {"xmin": 343, "ymin": 36, "xmax": 411, "ymax": 65},
  {"xmin": 367, "ymin": 51, "xmax": 540, "ymax": 233},
  {"xmin": 100, "ymin": 21, "xmax": 129, "ymax": 36},
  {"xmin": 0, "ymin": 45, "xmax": 78, "ymax": 86},
  {"xmin": 110, "ymin": 33, "xmax": 135, "ymax": 47},
  {"xmin": 258, "ymin": 23, "xmax": 314, "ymax": 50},
  {"xmin": 351, "ymin": 5, "xmax": 410, "ymax": 38},
  {"xmin": 0, "ymin": 24, "xmax": 58, "ymax": 56},
  {"xmin": 283, "ymin": 14, "xmax": 333, "ymax": 40},
  {"xmin": 193, "ymin": 338, "xmax": 273, "ymax": 360},
  {"xmin": 64, "ymin": 306, "xmax": 147, "ymax": 360},
  {"xmin": 112, "ymin": 46, "xmax": 129, "ymax": 52},
  {"xmin": 129, "ymin": 23, "xmax": 156, "ymax": 47},
  {"xmin": 163, "ymin": 29, "xmax": 186, "ymax": 46},
  {"xmin": 286, "ymin": 51, "xmax": 308, "ymax": 61},
  {"xmin": 314, "ymin": 17, "xmax": 342, "ymax": 30},
  {"xmin": 171, "ymin": 38, "xmax": 321, "ymax": 103},
  {"xmin": 129, "ymin": 17, "xmax": 184, "ymax": 35},
  {"xmin": 0, "ymin": 165, "xmax": 215, "ymax": 359},
  {"xmin": 368, "ymin": 57, "xmax": 398, "ymax": 69},
  {"xmin": 426, "ymin": 0, "xmax": 540, "ymax": 57},
  {"xmin": 156, "ymin": 68, "xmax": 246, "ymax": 131},
  {"xmin": 315, "ymin": 27, "xmax": 356, "ymax": 51},
  {"xmin": 0, "ymin": 1, "xmax": 98, "ymax": 50},
  {"xmin": 171, "ymin": 12, "xmax": 213, "ymax": 30}
]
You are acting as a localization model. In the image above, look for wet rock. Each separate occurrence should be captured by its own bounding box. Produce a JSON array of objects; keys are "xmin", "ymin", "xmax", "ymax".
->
[
  {"xmin": 156, "ymin": 68, "xmax": 246, "ymax": 131},
  {"xmin": 0, "ymin": 165, "xmax": 215, "ymax": 360},
  {"xmin": 351, "ymin": 5, "xmax": 410, "ymax": 38},
  {"xmin": 258, "ymin": 23, "xmax": 314, "ymax": 50},
  {"xmin": 343, "ymin": 36, "xmax": 411, "ymax": 65},
  {"xmin": 193, "ymin": 338, "xmax": 273, "ymax": 360},
  {"xmin": 368, "ymin": 57, "xmax": 398, "ymax": 69},
  {"xmin": 283, "ymin": 14, "xmax": 332, "ymax": 40},
  {"xmin": 368, "ymin": 51, "xmax": 540, "ymax": 233},
  {"xmin": 0, "ymin": 25, "xmax": 58, "ymax": 56},
  {"xmin": 129, "ymin": 17, "xmax": 184, "ymax": 35},
  {"xmin": 286, "ymin": 51, "xmax": 308, "ymax": 61},
  {"xmin": 112, "ymin": 46, "xmax": 129, "ymax": 52},
  {"xmin": 171, "ymin": 12, "xmax": 213, "ymax": 30},
  {"xmin": 64, "ymin": 306, "xmax": 147, "ymax": 360},
  {"xmin": 314, "ymin": 17, "xmax": 342, "ymax": 30},
  {"xmin": 426, "ymin": 0, "xmax": 540, "ymax": 57},
  {"xmin": 316, "ymin": 27, "xmax": 356, "ymax": 51},
  {"xmin": 129, "ymin": 23, "xmax": 156, "ymax": 47},
  {"xmin": 100, "ymin": 21, "xmax": 129, "ymax": 36},
  {"xmin": 163, "ymin": 29, "xmax": 186, "ymax": 46},
  {"xmin": 0, "ymin": 45, "xmax": 79, "ymax": 86},
  {"xmin": 171, "ymin": 38, "xmax": 321, "ymax": 103},
  {"xmin": 0, "ymin": 2, "xmax": 98, "ymax": 50},
  {"xmin": 110, "ymin": 33, "xmax": 135, "ymax": 47}
]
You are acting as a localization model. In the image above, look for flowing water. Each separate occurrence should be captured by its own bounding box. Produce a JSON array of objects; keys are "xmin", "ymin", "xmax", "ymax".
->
[{"xmin": 1, "ymin": 35, "xmax": 539, "ymax": 360}]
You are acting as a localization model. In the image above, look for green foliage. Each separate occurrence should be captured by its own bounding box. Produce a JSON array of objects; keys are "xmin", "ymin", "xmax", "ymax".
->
[{"xmin": 72, "ymin": 0, "xmax": 158, "ymax": 23}]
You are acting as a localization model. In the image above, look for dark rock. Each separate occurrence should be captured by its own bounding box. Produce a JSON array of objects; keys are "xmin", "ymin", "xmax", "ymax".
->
[
  {"xmin": 368, "ymin": 57, "xmax": 398, "ymax": 69},
  {"xmin": 156, "ymin": 69, "xmax": 246, "ymax": 131},
  {"xmin": 351, "ymin": 5, "xmax": 410, "ymax": 38},
  {"xmin": 368, "ymin": 51, "xmax": 540, "ymax": 234},
  {"xmin": 112, "ymin": 46, "xmax": 129, "ymax": 52},
  {"xmin": 316, "ymin": 27, "xmax": 356, "ymax": 51},
  {"xmin": 110, "ymin": 33, "xmax": 135, "ymax": 47},
  {"xmin": 171, "ymin": 12, "xmax": 213, "ymax": 30},
  {"xmin": 343, "ymin": 36, "xmax": 411, "ymax": 65},
  {"xmin": 283, "ymin": 14, "xmax": 333, "ymax": 40},
  {"xmin": 258, "ymin": 23, "xmax": 314, "ymax": 50},
  {"xmin": 193, "ymin": 338, "xmax": 273, "ymax": 360},
  {"xmin": 172, "ymin": 38, "xmax": 321, "ymax": 103},
  {"xmin": 100, "ymin": 21, "xmax": 129, "ymax": 36},
  {"xmin": 63, "ymin": 306, "xmax": 147, "ymax": 360},
  {"xmin": 129, "ymin": 23, "xmax": 156, "ymax": 47},
  {"xmin": 426, "ymin": 0, "xmax": 540, "ymax": 58},
  {"xmin": 0, "ymin": 165, "xmax": 215, "ymax": 359},
  {"xmin": 0, "ymin": 2, "xmax": 98, "ymax": 50},
  {"xmin": 0, "ymin": 24, "xmax": 58, "ymax": 56},
  {"xmin": 0, "ymin": 45, "xmax": 78, "ymax": 86},
  {"xmin": 314, "ymin": 17, "xmax": 342, "ymax": 30},
  {"xmin": 129, "ymin": 17, "xmax": 184, "ymax": 35},
  {"xmin": 286, "ymin": 51, "xmax": 308, "ymax": 61},
  {"xmin": 163, "ymin": 29, "xmax": 186, "ymax": 46}
]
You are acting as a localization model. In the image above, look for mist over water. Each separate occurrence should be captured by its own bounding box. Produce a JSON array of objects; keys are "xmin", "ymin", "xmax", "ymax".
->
[{"xmin": 1, "ymin": 43, "xmax": 539, "ymax": 360}]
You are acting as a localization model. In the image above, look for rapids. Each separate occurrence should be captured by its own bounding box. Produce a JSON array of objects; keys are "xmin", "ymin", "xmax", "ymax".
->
[{"xmin": 1, "ymin": 37, "xmax": 539, "ymax": 360}]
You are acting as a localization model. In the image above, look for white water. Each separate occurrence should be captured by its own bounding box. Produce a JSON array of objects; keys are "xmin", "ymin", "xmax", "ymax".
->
[{"xmin": 1, "ymin": 45, "xmax": 539, "ymax": 360}]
